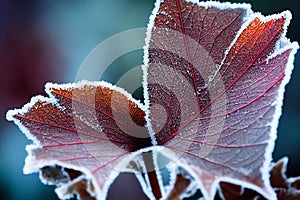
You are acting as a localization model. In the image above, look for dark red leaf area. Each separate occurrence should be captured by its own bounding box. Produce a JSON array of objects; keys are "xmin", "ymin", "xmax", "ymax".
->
[
  {"xmin": 219, "ymin": 17, "xmax": 285, "ymax": 90},
  {"xmin": 147, "ymin": 51, "xmax": 211, "ymax": 144},
  {"xmin": 14, "ymin": 85, "xmax": 151, "ymax": 153},
  {"xmin": 218, "ymin": 159, "xmax": 300, "ymax": 200},
  {"xmin": 148, "ymin": 48, "xmax": 212, "ymax": 110},
  {"xmin": 50, "ymin": 86, "xmax": 152, "ymax": 151},
  {"xmin": 269, "ymin": 159, "xmax": 300, "ymax": 200},
  {"xmin": 149, "ymin": 82, "xmax": 182, "ymax": 144},
  {"xmin": 219, "ymin": 182, "xmax": 265, "ymax": 200},
  {"xmin": 156, "ymin": 0, "xmax": 246, "ymax": 65},
  {"xmin": 51, "ymin": 86, "xmax": 146, "ymax": 127},
  {"xmin": 149, "ymin": 0, "xmax": 289, "ymax": 147}
]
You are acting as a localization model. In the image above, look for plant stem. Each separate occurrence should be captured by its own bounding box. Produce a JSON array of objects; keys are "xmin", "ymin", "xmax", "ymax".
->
[{"xmin": 143, "ymin": 151, "xmax": 162, "ymax": 199}]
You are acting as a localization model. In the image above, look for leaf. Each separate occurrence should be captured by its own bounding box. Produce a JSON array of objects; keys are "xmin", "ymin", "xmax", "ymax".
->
[
  {"xmin": 144, "ymin": 0, "xmax": 298, "ymax": 199},
  {"xmin": 6, "ymin": 0, "xmax": 299, "ymax": 200},
  {"xmin": 166, "ymin": 173, "xmax": 191, "ymax": 200},
  {"xmin": 6, "ymin": 81, "xmax": 151, "ymax": 199},
  {"xmin": 218, "ymin": 181, "xmax": 264, "ymax": 200},
  {"xmin": 218, "ymin": 158, "xmax": 300, "ymax": 200},
  {"xmin": 269, "ymin": 158, "xmax": 300, "ymax": 200}
]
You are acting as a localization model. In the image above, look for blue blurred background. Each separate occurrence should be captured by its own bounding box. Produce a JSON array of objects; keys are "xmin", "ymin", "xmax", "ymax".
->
[{"xmin": 0, "ymin": 0, "xmax": 299, "ymax": 200}]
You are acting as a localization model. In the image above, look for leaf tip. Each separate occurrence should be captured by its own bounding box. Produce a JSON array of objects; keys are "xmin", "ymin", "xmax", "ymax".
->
[{"xmin": 6, "ymin": 109, "xmax": 16, "ymax": 121}]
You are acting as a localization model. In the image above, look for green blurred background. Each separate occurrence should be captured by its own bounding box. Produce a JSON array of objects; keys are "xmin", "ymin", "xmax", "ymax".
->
[{"xmin": 0, "ymin": 0, "xmax": 299, "ymax": 199}]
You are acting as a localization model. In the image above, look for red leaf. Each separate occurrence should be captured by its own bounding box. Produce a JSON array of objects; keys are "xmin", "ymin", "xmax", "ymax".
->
[
  {"xmin": 218, "ymin": 158, "xmax": 300, "ymax": 200},
  {"xmin": 7, "ymin": 81, "xmax": 151, "ymax": 199},
  {"xmin": 269, "ymin": 158, "xmax": 300, "ymax": 200},
  {"xmin": 144, "ymin": 0, "xmax": 298, "ymax": 199},
  {"xmin": 166, "ymin": 173, "xmax": 191, "ymax": 200}
]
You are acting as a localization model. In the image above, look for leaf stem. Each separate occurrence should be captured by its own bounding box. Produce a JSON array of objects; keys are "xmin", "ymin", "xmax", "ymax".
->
[{"xmin": 142, "ymin": 151, "xmax": 162, "ymax": 200}]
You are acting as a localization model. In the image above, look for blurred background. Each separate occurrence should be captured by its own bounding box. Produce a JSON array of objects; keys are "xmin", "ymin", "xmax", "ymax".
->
[{"xmin": 0, "ymin": 0, "xmax": 299, "ymax": 200}]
